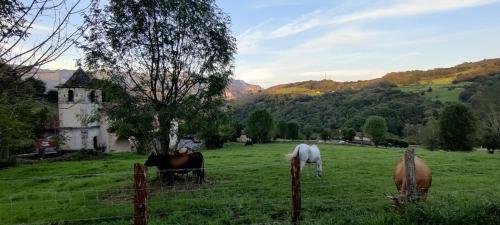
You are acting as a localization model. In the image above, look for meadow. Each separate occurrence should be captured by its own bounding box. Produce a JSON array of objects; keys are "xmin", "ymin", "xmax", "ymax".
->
[
  {"xmin": 396, "ymin": 83, "xmax": 470, "ymax": 103},
  {"xmin": 1, "ymin": 143, "xmax": 499, "ymax": 225}
]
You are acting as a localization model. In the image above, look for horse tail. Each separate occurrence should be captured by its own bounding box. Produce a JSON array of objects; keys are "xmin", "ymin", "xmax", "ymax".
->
[
  {"xmin": 200, "ymin": 153, "xmax": 205, "ymax": 182},
  {"xmin": 286, "ymin": 145, "xmax": 300, "ymax": 161}
]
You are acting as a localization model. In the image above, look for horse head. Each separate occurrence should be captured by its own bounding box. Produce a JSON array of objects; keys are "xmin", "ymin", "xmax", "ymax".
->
[{"xmin": 145, "ymin": 152, "xmax": 159, "ymax": 167}]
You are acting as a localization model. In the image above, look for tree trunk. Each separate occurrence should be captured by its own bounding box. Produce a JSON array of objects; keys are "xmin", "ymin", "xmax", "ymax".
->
[
  {"xmin": 158, "ymin": 115, "xmax": 172, "ymax": 154},
  {"xmin": 0, "ymin": 147, "xmax": 9, "ymax": 162}
]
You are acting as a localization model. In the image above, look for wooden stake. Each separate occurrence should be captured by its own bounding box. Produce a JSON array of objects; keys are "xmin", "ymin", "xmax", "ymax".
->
[
  {"xmin": 291, "ymin": 155, "xmax": 301, "ymax": 224},
  {"xmin": 134, "ymin": 163, "xmax": 148, "ymax": 225},
  {"xmin": 404, "ymin": 149, "xmax": 418, "ymax": 201}
]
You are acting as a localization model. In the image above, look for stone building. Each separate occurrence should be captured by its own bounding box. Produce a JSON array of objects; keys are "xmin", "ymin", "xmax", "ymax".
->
[{"xmin": 57, "ymin": 68, "xmax": 132, "ymax": 152}]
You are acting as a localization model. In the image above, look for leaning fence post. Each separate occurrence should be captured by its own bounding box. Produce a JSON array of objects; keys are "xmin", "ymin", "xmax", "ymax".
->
[
  {"xmin": 404, "ymin": 148, "xmax": 418, "ymax": 201},
  {"xmin": 291, "ymin": 155, "xmax": 301, "ymax": 224},
  {"xmin": 134, "ymin": 163, "xmax": 148, "ymax": 225}
]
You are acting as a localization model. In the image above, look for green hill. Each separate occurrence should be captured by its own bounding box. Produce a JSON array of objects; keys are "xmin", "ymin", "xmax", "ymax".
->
[{"xmin": 263, "ymin": 58, "xmax": 500, "ymax": 96}]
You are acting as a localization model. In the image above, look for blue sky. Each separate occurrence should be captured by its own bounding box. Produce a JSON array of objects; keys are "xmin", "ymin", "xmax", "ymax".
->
[{"xmin": 41, "ymin": 0, "xmax": 500, "ymax": 88}]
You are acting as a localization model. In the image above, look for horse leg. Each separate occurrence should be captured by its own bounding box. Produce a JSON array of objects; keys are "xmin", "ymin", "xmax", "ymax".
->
[
  {"xmin": 300, "ymin": 161, "xmax": 306, "ymax": 171},
  {"xmin": 316, "ymin": 159, "xmax": 323, "ymax": 177},
  {"xmin": 196, "ymin": 169, "xmax": 202, "ymax": 184},
  {"xmin": 168, "ymin": 172, "xmax": 174, "ymax": 186}
]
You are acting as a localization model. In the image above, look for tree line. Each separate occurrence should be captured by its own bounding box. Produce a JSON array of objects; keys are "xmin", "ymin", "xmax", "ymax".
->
[{"xmin": 235, "ymin": 77, "xmax": 500, "ymax": 152}]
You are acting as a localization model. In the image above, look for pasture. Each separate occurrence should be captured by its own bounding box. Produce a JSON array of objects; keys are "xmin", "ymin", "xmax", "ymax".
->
[
  {"xmin": 1, "ymin": 143, "xmax": 500, "ymax": 225},
  {"xmin": 396, "ymin": 83, "xmax": 468, "ymax": 103}
]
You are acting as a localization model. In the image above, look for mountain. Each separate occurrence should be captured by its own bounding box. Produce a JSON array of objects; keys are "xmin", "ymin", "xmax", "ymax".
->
[
  {"xmin": 224, "ymin": 79, "xmax": 262, "ymax": 100},
  {"xmin": 263, "ymin": 58, "xmax": 500, "ymax": 96},
  {"xmin": 31, "ymin": 69, "xmax": 262, "ymax": 99},
  {"xmin": 29, "ymin": 69, "xmax": 75, "ymax": 92}
]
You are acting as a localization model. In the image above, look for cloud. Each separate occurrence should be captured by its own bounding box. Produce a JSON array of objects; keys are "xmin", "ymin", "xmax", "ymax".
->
[
  {"xmin": 250, "ymin": 0, "xmax": 310, "ymax": 9},
  {"xmin": 31, "ymin": 24, "xmax": 53, "ymax": 32},
  {"xmin": 269, "ymin": 9, "xmax": 324, "ymax": 38},
  {"xmin": 333, "ymin": 0, "xmax": 497, "ymax": 25},
  {"xmin": 297, "ymin": 29, "xmax": 387, "ymax": 50},
  {"xmin": 240, "ymin": 0, "xmax": 498, "ymax": 45}
]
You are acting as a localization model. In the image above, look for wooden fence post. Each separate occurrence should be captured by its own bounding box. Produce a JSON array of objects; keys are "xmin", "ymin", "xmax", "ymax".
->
[
  {"xmin": 134, "ymin": 163, "xmax": 148, "ymax": 225},
  {"xmin": 291, "ymin": 155, "xmax": 301, "ymax": 224},
  {"xmin": 404, "ymin": 148, "xmax": 418, "ymax": 201}
]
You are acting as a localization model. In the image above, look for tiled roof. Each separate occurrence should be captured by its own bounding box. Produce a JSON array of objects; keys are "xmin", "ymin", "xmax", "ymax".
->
[{"xmin": 58, "ymin": 68, "xmax": 92, "ymax": 88}]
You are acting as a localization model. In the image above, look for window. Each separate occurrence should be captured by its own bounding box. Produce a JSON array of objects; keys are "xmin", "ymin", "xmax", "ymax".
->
[
  {"xmin": 68, "ymin": 90, "xmax": 74, "ymax": 102},
  {"xmin": 101, "ymin": 91, "xmax": 107, "ymax": 102},
  {"xmin": 89, "ymin": 91, "xmax": 96, "ymax": 103}
]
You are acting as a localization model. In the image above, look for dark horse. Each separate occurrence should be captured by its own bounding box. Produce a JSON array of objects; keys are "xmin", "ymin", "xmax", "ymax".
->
[{"xmin": 145, "ymin": 152, "xmax": 204, "ymax": 185}]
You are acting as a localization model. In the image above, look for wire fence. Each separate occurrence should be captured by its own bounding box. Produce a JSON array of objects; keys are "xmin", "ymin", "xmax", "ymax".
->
[{"xmin": 1, "ymin": 158, "xmax": 500, "ymax": 225}]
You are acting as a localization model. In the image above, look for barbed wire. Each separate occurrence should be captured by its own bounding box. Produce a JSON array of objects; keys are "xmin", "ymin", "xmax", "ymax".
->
[{"xmin": 3, "ymin": 155, "xmax": 500, "ymax": 225}]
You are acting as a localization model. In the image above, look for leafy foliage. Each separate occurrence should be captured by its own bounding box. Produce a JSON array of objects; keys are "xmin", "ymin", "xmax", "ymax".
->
[
  {"xmin": 0, "ymin": 65, "xmax": 52, "ymax": 162},
  {"xmin": 420, "ymin": 119, "xmax": 441, "ymax": 150},
  {"xmin": 320, "ymin": 128, "xmax": 332, "ymax": 141},
  {"xmin": 341, "ymin": 128, "xmax": 356, "ymax": 142},
  {"xmin": 92, "ymin": 80, "xmax": 155, "ymax": 154},
  {"xmin": 482, "ymin": 132, "xmax": 500, "ymax": 153},
  {"xmin": 233, "ymin": 87, "xmax": 435, "ymax": 137},
  {"xmin": 286, "ymin": 122, "xmax": 299, "ymax": 140},
  {"xmin": 262, "ymin": 59, "xmax": 500, "ymax": 96},
  {"xmin": 245, "ymin": 109, "xmax": 274, "ymax": 143},
  {"xmin": 180, "ymin": 98, "xmax": 231, "ymax": 149},
  {"xmin": 461, "ymin": 74, "xmax": 500, "ymax": 152},
  {"xmin": 276, "ymin": 121, "xmax": 288, "ymax": 139},
  {"xmin": 362, "ymin": 116, "xmax": 388, "ymax": 146},
  {"xmin": 439, "ymin": 103, "xmax": 476, "ymax": 151},
  {"xmin": 302, "ymin": 125, "xmax": 313, "ymax": 140},
  {"xmin": 82, "ymin": 0, "xmax": 236, "ymax": 152}
]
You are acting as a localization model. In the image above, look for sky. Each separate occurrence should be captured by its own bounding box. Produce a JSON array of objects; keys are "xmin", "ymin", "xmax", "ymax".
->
[{"xmin": 38, "ymin": 0, "xmax": 500, "ymax": 88}]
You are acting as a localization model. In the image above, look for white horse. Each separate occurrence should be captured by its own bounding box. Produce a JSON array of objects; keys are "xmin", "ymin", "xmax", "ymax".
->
[{"xmin": 287, "ymin": 144, "xmax": 323, "ymax": 177}]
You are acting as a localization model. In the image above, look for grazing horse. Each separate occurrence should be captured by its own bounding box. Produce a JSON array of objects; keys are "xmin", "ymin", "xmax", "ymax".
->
[
  {"xmin": 391, "ymin": 156, "xmax": 432, "ymax": 202},
  {"xmin": 145, "ymin": 152, "xmax": 204, "ymax": 185},
  {"xmin": 287, "ymin": 144, "xmax": 323, "ymax": 177}
]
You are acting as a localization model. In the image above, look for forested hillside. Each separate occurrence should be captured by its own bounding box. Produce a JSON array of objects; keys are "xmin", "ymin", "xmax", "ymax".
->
[
  {"xmin": 264, "ymin": 58, "xmax": 500, "ymax": 96},
  {"xmin": 232, "ymin": 86, "xmax": 442, "ymax": 136}
]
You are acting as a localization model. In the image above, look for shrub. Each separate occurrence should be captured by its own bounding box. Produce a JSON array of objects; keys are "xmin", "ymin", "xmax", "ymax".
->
[
  {"xmin": 362, "ymin": 116, "xmax": 388, "ymax": 146},
  {"xmin": 439, "ymin": 103, "xmax": 476, "ymax": 151}
]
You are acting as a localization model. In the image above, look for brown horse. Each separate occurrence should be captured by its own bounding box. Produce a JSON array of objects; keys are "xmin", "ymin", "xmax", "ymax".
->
[
  {"xmin": 145, "ymin": 152, "xmax": 204, "ymax": 185},
  {"xmin": 393, "ymin": 156, "xmax": 432, "ymax": 200}
]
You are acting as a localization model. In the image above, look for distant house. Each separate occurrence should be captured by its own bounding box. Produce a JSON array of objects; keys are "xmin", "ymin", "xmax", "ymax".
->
[
  {"xmin": 352, "ymin": 132, "xmax": 372, "ymax": 145},
  {"xmin": 56, "ymin": 68, "xmax": 132, "ymax": 152}
]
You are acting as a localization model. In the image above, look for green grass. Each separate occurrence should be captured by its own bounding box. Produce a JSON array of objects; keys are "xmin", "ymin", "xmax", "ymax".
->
[
  {"xmin": 396, "ymin": 83, "xmax": 471, "ymax": 103},
  {"xmin": 1, "ymin": 144, "xmax": 500, "ymax": 225}
]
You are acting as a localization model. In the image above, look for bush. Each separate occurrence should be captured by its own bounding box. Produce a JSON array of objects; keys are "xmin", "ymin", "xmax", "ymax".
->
[
  {"xmin": 341, "ymin": 128, "xmax": 356, "ymax": 141},
  {"xmin": 384, "ymin": 138, "xmax": 409, "ymax": 148},
  {"xmin": 245, "ymin": 109, "xmax": 274, "ymax": 143},
  {"xmin": 362, "ymin": 116, "xmax": 388, "ymax": 146},
  {"xmin": 439, "ymin": 103, "xmax": 476, "ymax": 151},
  {"xmin": 482, "ymin": 132, "xmax": 500, "ymax": 154},
  {"xmin": 0, "ymin": 157, "xmax": 17, "ymax": 169}
]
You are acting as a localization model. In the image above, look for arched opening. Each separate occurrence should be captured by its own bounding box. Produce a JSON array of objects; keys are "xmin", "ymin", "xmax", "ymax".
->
[
  {"xmin": 68, "ymin": 90, "xmax": 74, "ymax": 102},
  {"xmin": 89, "ymin": 91, "xmax": 96, "ymax": 103},
  {"xmin": 93, "ymin": 136, "xmax": 98, "ymax": 149},
  {"xmin": 101, "ymin": 91, "xmax": 107, "ymax": 102}
]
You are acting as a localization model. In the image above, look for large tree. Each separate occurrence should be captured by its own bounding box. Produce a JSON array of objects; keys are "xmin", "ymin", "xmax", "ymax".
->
[
  {"xmin": 362, "ymin": 116, "xmax": 388, "ymax": 146},
  {"xmin": 341, "ymin": 128, "xmax": 356, "ymax": 142},
  {"xmin": 1, "ymin": 0, "xmax": 89, "ymax": 78},
  {"xmin": 276, "ymin": 121, "xmax": 288, "ymax": 139},
  {"xmin": 439, "ymin": 103, "xmax": 476, "ymax": 151},
  {"xmin": 302, "ymin": 125, "xmax": 313, "ymax": 140},
  {"xmin": 1, "ymin": 0, "xmax": 89, "ymax": 163},
  {"xmin": 245, "ymin": 109, "xmax": 274, "ymax": 144},
  {"xmin": 287, "ymin": 122, "xmax": 300, "ymax": 140},
  {"xmin": 82, "ymin": 0, "xmax": 236, "ymax": 153},
  {"xmin": 0, "ymin": 65, "xmax": 51, "ymax": 164}
]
